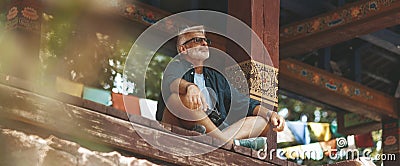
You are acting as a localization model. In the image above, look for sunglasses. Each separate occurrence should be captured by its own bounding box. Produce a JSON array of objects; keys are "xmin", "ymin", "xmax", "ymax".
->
[{"xmin": 182, "ymin": 37, "xmax": 211, "ymax": 46}]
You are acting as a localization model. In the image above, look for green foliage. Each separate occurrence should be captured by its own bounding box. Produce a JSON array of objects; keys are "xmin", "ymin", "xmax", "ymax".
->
[
  {"xmin": 145, "ymin": 54, "xmax": 172, "ymax": 100},
  {"xmin": 278, "ymin": 94, "xmax": 336, "ymax": 123},
  {"xmin": 122, "ymin": 45, "xmax": 172, "ymax": 100},
  {"xmin": 37, "ymin": 5, "xmax": 172, "ymax": 100}
]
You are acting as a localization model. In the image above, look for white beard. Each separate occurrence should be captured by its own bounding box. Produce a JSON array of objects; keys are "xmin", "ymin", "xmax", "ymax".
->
[{"xmin": 187, "ymin": 46, "xmax": 209, "ymax": 60}]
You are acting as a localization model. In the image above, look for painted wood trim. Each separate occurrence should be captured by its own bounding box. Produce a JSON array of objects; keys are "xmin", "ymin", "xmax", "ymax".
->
[
  {"xmin": 280, "ymin": 0, "xmax": 400, "ymax": 57},
  {"xmin": 280, "ymin": 59, "xmax": 398, "ymax": 121}
]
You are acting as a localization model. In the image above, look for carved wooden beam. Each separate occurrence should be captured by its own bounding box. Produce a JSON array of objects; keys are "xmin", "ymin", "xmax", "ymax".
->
[
  {"xmin": 280, "ymin": 59, "xmax": 398, "ymax": 121},
  {"xmin": 280, "ymin": 0, "xmax": 400, "ymax": 58},
  {"xmin": 117, "ymin": 0, "xmax": 170, "ymax": 26}
]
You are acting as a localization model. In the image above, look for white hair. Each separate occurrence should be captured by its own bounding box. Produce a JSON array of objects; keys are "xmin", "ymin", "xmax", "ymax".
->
[{"xmin": 176, "ymin": 25, "xmax": 205, "ymax": 52}]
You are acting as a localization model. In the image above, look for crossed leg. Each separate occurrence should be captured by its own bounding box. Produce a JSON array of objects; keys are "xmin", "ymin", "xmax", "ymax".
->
[{"xmin": 161, "ymin": 93, "xmax": 271, "ymax": 144}]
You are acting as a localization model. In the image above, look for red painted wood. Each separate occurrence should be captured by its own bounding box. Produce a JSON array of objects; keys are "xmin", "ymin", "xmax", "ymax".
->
[
  {"xmin": 280, "ymin": 59, "xmax": 398, "ymax": 121},
  {"xmin": 280, "ymin": 0, "xmax": 400, "ymax": 58}
]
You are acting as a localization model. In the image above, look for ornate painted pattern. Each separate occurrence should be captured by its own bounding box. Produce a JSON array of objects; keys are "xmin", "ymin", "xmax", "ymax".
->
[
  {"xmin": 281, "ymin": 0, "xmax": 397, "ymax": 40},
  {"xmin": 283, "ymin": 61, "xmax": 374, "ymax": 100},
  {"xmin": 121, "ymin": 3, "xmax": 161, "ymax": 25},
  {"xmin": 116, "ymin": 0, "xmax": 181, "ymax": 33},
  {"xmin": 225, "ymin": 63, "xmax": 250, "ymax": 95},
  {"xmin": 225, "ymin": 60, "xmax": 278, "ymax": 107},
  {"xmin": 6, "ymin": 0, "xmax": 42, "ymax": 33}
]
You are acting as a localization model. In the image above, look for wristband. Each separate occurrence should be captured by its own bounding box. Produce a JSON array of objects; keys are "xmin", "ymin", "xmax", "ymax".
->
[{"xmin": 265, "ymin": 110, "xmax": 273, "ymax": 123}]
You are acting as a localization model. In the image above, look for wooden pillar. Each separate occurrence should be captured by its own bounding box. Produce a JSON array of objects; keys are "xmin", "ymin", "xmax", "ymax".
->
[
  {"xmin": 1, "ymin": 0, "xmax": 42, "ymax": 80},
  {"xmin": 227, "ymin": 0, "xmax": 279, "ymax": 67},
  {"xmin": 318, "ymin": 47, "xmax": 332, "ymax": 72},
  {"xmin": 227, "ymin": 0, "xmax": 280, "ymax": 161},
  {"xmin": 382, "ymin": 117, "xmax": 400, "ymax": 166},
  {"xmin": 351, "ymin": 44, "xmax": 370, "ymax": 83}
]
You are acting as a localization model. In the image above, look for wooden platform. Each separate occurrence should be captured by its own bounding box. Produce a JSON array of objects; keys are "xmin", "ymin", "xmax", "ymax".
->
[{"xmin": 0, "ymin": 75, "xmax": 290, "ymax": 166}]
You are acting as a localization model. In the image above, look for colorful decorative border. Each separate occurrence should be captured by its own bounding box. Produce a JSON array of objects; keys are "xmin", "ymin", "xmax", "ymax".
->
[
  {"xmin": 282, "ymin": 60, "xmax": 374, "ymax": 101},
  {"xmin": 116, "ymin": 0, "xmax": 181, "ymax": 33},
  {"xmin": 280, "ymin": 0, "xmax": 397, "ymax": 40},
  {"xmin": 6, "ymin": 1, "xmax": 42, "ymax": 33},
  {"xmin": 225, "ymin": 60, "xmax": 278, "ymax": 107},
  {"xmin": 121, "ymin": 3, "xmax": 160, "ymax": 25},
  {"xmin": 382, "ymin": 119, "xmax": 400, "ymax": 152}
]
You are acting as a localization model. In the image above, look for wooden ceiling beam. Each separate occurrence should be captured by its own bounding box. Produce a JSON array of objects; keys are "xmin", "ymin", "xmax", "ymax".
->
[
  {"xmin": 280, "ymin": 59, "xmax": 398, "ymax": 121},
  {"xmin": 280, "ymin": 0, "xmax": 400, "ymax": 58},
  {"xmin": 359, "ymin": 29, "xmax": 400, "ymax": 56},
  {"xmin": 281, "ymin": 0, "xmax": 336, "ymax": 18},
  {"xmin": 364, "ymin": 46, "xmax": 400, "ymax": 63}
]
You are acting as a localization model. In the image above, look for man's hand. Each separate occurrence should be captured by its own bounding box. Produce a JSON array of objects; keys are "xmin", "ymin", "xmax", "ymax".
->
[
  {"xmin": 185, "ymin": 84, "xmax": 208, "ymax": 111},
  {"xmin": 170, "ymin": 79, "xmax": 208, "ymax": 111},
  {"xmin": 253, "ymin": 105, "xmax": 285, "ymax": 132},
  {"xmin": 270, "ymin": 111, "xmax": 285, "ymax": 132}
]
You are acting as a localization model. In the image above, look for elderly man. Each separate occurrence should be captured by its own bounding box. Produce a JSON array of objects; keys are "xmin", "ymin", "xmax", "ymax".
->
[{"xmin": 156, "ymin": 25, "xmax": 285, "ymax": 150}]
